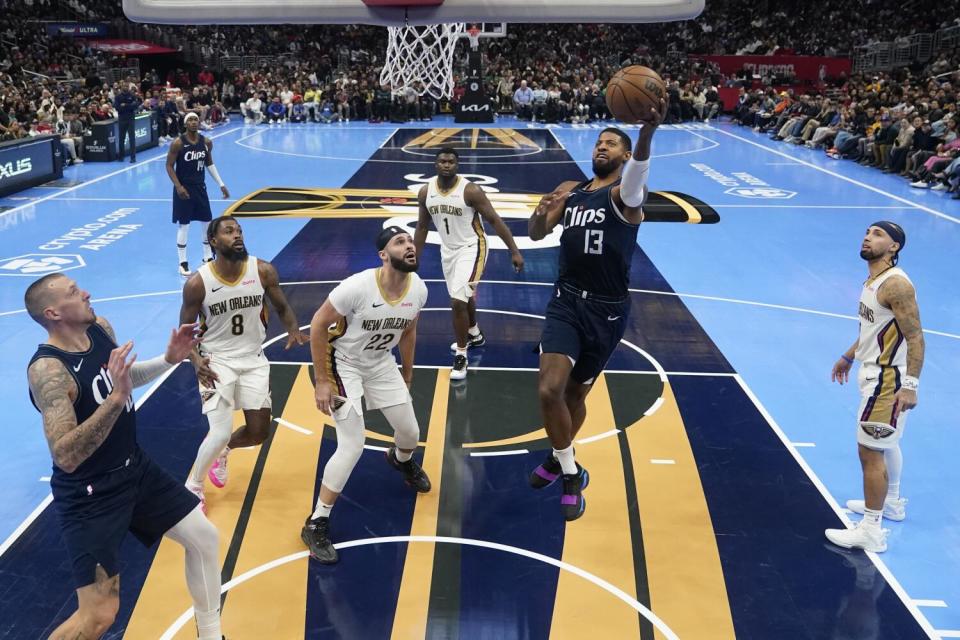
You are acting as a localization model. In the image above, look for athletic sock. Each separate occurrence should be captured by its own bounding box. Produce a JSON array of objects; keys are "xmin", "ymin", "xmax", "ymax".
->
[
  {"xmin": 862, "ymin": 507, "xmax": 883, "ymax": 528},
  {"xmin": 554, "ymin": 445, "xmax": 577, "ymax": 475},
  {"xmin": 177, "ymin": 224, "xmax": 189, "ymax": 264},
  {"xmin": 455, "ymin": 347, "xmax": 467, "ymax": 358},
  {"xmin": 468, "ymin": 325, "xmax": 480, "ymax": 337},
  {"xmin": 311, "ymin": 500, "xmax": 333, "ymax": 520},
  {"xmin": 195, "ymin": 608, "xmax": 221, "ymax": 640},
  {"xmin": 202, "ymin": 241, "xmax": 213, "ymax": 262},
  {"xmin": 395, "ymin": 448, "xmax": 413, "ymax": 463}
]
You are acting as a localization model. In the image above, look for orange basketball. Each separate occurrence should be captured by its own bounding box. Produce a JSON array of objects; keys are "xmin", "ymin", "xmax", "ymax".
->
[{"xmin": 606, "ymin": 66, "xmax": 667, "ymax": 124}]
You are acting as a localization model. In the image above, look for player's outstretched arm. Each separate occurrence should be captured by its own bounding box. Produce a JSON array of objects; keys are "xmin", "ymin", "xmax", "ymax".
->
[
  {"xmin": 259, "ymin": 260, "xmax": 307, "ymax": 349},
  {"xmin": 529, "ymin": 180, "xmax": 579, "ymax": 241},
  {"xmin": 397, "ymin": 316, "xmax": 419, "ymax": 388},
  {"xmin": 310, "ymin": 299, "xmax": 344, "ymax": 415},
  {"xmin": 28, "ymin": 347, "xmax": 132, "ymax": 474},
  {"xmin": 466, "ymin": 183, "xmax": 524, "ymax": 273},
  {"xmin": 612, "ymin": 101, "xmax": 664, "ymax": 224},
  {"xmin": 166, "ymin": 138, "xmax": 189, "ymax": 200},
  {"xmin": 414, "ymin": 185, "xmax": 430, "ymax": 257}
]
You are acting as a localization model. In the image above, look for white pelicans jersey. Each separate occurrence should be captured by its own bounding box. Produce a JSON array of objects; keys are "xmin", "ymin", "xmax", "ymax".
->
[
  {"xmin": 326, "ymin": 268, "xmax": 428, "ymax": 367},
  {"xmin": 426, "ymin": 176, "xmax": 485, "ymax": 250},
  {"xmin": 197, "ymin": 256, "xmax": 267, "ymax": 360},
  {"xmin": 855, "ymin": 267, "xmax": 911, "ymax": 369}
]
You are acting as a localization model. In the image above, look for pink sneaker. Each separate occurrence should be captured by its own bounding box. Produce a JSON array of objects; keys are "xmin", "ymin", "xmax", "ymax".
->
[{"xmin": 208, "ymin": 450, "xmax": 229, "ymax": 488}]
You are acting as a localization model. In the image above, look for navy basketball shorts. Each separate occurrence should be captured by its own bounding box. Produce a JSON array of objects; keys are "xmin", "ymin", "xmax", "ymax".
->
[
  {"xmin": 51, "ymin": 448, "xmax": 199, "ymax": 589},
  {"xmin": 540, "ymin": 286, "xmax": 629, "ymax": 384},
  {"xmin": 172, "ymin": 183, "xmax": 213, "ymax": 224}
]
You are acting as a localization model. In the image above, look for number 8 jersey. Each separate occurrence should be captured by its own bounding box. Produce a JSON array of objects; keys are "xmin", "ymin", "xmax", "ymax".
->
[
  {"xmin": 326, "ymin": 268, "xmax": 428, "ymax": 367},
  {"xmin": 198, "ymin": 256, "xmax": 267, "ymax": 360}
]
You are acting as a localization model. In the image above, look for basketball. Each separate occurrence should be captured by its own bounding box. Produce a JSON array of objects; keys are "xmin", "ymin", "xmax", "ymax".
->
[{"xmin": 606, "ymin": 66, "xmax": 667, "ymax": 124}]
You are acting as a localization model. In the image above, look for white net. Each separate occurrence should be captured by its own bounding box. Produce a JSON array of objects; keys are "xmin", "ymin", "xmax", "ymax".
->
[{"xmin": 380, "ymin": 22, "xmax": 465, "ymax": 101}]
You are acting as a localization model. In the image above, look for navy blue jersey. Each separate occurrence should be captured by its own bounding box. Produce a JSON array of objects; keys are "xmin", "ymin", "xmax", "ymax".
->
[
  {"xmin": 175, "ymin": 133, "xmax": 208, "ymax": 186},
  {"xmin": 29, "ymin": 323, "xmax": 137, "ymax": 483},
  {"xmin": 557, "ymin": 178, "xmax": 640, "ymax": 298}
]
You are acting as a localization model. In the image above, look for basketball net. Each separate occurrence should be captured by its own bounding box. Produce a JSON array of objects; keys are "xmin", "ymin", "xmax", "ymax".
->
[{"xmin": 380, "ymin": 22, "xmax": 465, "ymax": 101}]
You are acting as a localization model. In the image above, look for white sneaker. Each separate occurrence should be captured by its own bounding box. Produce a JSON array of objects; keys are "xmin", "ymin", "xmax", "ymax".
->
[
  {"xmin": 208, "ymin": 449, "xmax": 229, "ymax": 488},
  {"xmin": 74, "ymin": 158, "xmax": 84, "ymax": 164},
  {"xmin": 931, "ymin": 183, "xmax": 948, "ymax": 191},
  {"xmin": 450, "ymin": 353, "xmax": 468, "ymax": 380},
  {"xmin": 910, "ymin": 180, "xmax": 929, "ymax": 188},
  {"xmin": 825, "ymin": 520, "xmax": 887, "ymax": 553},
  {"xmin": 186, "ymin": 483, "xmax": 207, "ymax": 514},
  {"xmin": 846, "ymin": 497, "xmax": 907, "ymax": 521}
]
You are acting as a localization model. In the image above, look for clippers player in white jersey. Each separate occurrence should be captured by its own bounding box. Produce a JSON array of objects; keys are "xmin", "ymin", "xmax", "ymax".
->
[
  {"xmin": 415, "ymin": 147, "xmax": 524, "ymax": 380},
  {"xmin": 166, "ymin": 112, "xmax": 230, "ymax": 277},
  {"xmin": 301, "ymin": 226, "xmax": 430, "ymax": 564},
  {"xmin": 180, "ymin": 215, "xmax": 307, "ymax": 509},
  {"xmin": 826, "ymin": 221, "xmax": 924, "ymax": 552}
]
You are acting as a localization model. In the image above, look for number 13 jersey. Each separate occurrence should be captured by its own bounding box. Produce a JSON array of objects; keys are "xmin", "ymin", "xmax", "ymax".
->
[
  {"xmin": 327, "ymin": 268, "xmax": 428, "ymax": 367},
  {"xmin": 197, "ymin": 256, "xmax": 267, "ymax": 360}
]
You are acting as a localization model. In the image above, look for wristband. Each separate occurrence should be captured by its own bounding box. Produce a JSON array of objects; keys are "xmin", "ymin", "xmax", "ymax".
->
[
  {"xmin": 901, "ymin": 375, "xmax": 919, "ymax": 391},
  {"xmin": 841, "ymin": 354, "xmax": 854, "ymax": 364}
]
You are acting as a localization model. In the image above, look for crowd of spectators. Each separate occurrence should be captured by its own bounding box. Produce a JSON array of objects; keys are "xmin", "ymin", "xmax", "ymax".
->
[{"xmin": 732, "ymin": 62, "xmax": 960, "ymax": 198}]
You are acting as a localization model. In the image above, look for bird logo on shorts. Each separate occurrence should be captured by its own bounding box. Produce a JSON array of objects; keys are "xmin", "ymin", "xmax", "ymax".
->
[{"xmin": 861, "ymin": 424, "xmax": 896, "ymax": 439}]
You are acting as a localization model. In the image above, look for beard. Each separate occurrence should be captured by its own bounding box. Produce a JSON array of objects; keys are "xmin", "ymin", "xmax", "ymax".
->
[
  {"xmin": 390, "ymin": 253, "xmax": 419, "ymax": 273},
  {"xmin": 592, "ymin": 157, "xmax": 620, "ymax": 178},
  {"xmin": 860, "ymin": 247, "xmax": 882, "ymax": 261},
  {"xmin": 218, "ymin": 244, "xmax": 249, "ymax": 261}
]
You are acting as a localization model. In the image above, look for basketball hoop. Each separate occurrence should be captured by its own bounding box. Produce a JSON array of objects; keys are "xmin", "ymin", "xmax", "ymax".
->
[{"xmin": 380, "ymin": 22, "xmax": 465, "ymax": 101}]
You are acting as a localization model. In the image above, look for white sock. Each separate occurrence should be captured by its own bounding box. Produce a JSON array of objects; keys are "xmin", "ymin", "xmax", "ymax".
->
[
  {"xmin": 554, "ymin": 445, "xmax": 577, "ymax": 475},
  {"xmin": 885, "ymin": 446, "xmax": 902, "ymax": 501},
  {"xmin": 468, "ymin": 325, "xmax": 480, "ymax": 336},
  {"xmin": 177, "ymin": 224, "xmax": 189, "ymax": 264},
  {"xmin": 201, "ymin": 221, "xmax": 212, "ymax": 260},
  {"xmin": 312, "ymin": 500, "xmax": 333, "ymax": 520},
  {"xmin": 455, "ymin": 347, "xmax": 467, "ymax": 358},
  {"xmin": 862, "ymin": 507, "xmax": 883, "ymax": 528},
  {"xmin": 196, "ymin": 609, "xmax": 222, "ymax": 640},
  {"xmin": 395, "ymin": 448, "xmax": 413, "ymax": 462}
]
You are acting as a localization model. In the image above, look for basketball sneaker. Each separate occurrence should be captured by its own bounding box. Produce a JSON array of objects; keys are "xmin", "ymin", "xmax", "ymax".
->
[
  {"xmin": 179, "ymin": 261, "xmax": 190, "ymax": 277},
  {"xmin": 301, "ymin": 516, "xmax": 338, "ymax": 564},
  {"xmin": 529, "ymin": 451, "xmax": 563, "ymax": 489},
  {"xmin": 450, "ymin": 354, "xmax": 468, "ymax": 380},
  {"xmin": 386, "ymin": 447, "xmax": 432, "ymax": 492},
  {"xmin": 208, "ymin": 450, "xmax": 229, "ymax": 488},
  {"xmin": 561, "ymin": 466, "xmax": 590, "ymax": 521},
  {"xmin": 845, "ymin": 497, "xmax": 907, "ymax": 522},
  {"xmin": 186, "ymin": 483, "xmax": 207, "ymax": 514},
  {"xmin": 449, "ymin": 331, "xmax": 486, "ymax": 351},
  {"xmin": 825, "ymin": 520, "xmax": 888, "ymax": 553}
]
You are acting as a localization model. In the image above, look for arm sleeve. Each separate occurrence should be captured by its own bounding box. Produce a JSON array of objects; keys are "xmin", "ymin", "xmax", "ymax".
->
[
  {"xmin": 619, "ymin": 157, "xmax": 650, "ymax": 208},
  {"xmin": 130, "ymin": 355, "xmax": 175, "ymax": 388}
]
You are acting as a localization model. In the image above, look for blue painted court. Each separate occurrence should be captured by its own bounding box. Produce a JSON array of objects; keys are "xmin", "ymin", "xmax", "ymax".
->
[{"xmin": 0, "ymin": 117, "xmax": 957, "ymax": 638}]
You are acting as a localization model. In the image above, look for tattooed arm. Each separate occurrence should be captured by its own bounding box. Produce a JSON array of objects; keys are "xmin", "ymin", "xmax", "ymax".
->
[
  {"xmin": 27, "ymin": 342, "xmax": 136, "ymax": 474},
  {"xmin": 879, "ymin": 276, "xmax": 924, "ymax": 417}
]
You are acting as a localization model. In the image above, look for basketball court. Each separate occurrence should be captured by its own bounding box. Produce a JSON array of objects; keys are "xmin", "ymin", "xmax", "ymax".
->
[{"xmin": 1, "ymin": 1, "xmax": 959, "ymax": 638}]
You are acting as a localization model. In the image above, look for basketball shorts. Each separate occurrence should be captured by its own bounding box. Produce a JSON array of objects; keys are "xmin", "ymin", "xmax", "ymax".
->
[
  {"xmin": 172, "ymin": 183, "xmax": 213, "ymax": 224},
  {"xmin": 441, "ymin": 241, "xmax": 487, "ymax": 302},
  {"xmin": 50, "ymin": 448, "xmax": 199, "ymax": 589},
  {"xmin": 328, "ymin": 357, "xmax": 410, "ymax": 420},
  {"xmin": 856, "ymin": 363, "xmax": 908, "ymax": 450},
  {"xmin": 200, "ymin": 352, "xmax": 272, "ymax": 414},
  {"xmin": 539, "ymin": 284, "xmax": 629, "ymax": 385}
]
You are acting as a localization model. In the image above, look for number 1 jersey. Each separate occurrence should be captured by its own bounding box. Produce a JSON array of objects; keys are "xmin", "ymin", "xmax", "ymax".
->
[
  {"xmin": 197, "ymin": 256, "xmax": 267, "ymax": 360},
  {"xmin": 327, "ymin": 268, "xmax": 428, "ymax": 367}
]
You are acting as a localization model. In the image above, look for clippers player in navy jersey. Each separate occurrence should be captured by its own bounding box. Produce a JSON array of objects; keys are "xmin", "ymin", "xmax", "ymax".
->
[
  {"xmin": 528, "ymin": 102, "xmax": 663, "ymax": 520},
  {"xmin": 166, "ymin": 111, "xmax": 230, "ymax": 277},
  {"xmin": 24, "ymin": 275, "xmax": 225, "ymax": 639}
]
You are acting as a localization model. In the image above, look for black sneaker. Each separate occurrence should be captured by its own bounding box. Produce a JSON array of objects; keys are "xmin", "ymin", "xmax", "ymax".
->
[
  {"xmin": 560, "ymin": 466, "xmax": 590, "ymax": 521},
  {"xmin": 450, "ymin": 353, "xmax": 468, "ymax": 381},
  {"xmin": 386, "ymin": 447, "xmax": 431, "ymax": 493},
  {"xmin": 301, "ymin": 516, "xmax": 338, "ymax": 564},
  {"xmin": 449, "ymin": 331, "xmax": 486, "ymax": 351},
  {"xmin": 529, "ymin": 451, "xmax": 562, "ymax": 489}
]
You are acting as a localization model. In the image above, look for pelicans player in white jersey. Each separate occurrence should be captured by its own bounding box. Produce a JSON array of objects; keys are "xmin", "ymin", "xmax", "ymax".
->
[
  {"xmin": 301, "ymin": 226, "xmax": 429, "ymax": 564},
  {"xmin": 415, "ymin": 147, "xmax": 524, "ymax": 380},
  {"xmin": 180, "ymin": 215, "xmax": 307, "ymax": 508},
  {"xmin": 826, "ymin": 221, "xmax": 924, "ymax": 552}
]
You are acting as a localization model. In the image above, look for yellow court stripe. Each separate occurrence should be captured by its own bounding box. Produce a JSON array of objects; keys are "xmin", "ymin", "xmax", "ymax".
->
[
  {"xmin": 654, "ymin": 191, "xmax": 703, "ymax": 224},
  {"xmin": 390, "ymin": 370, "xmax": 451, "ymax": 639},
  {"xmin": 124, "ymin": 410, "xmax": 253, "ymax": 639},
  {"xmin": 471, "ymin": 128, "xmax": 480, "ymax": 149},
  {"xmin": 221, "ymin": 366, "xmax": 324, "ymax": 640},
  {"xmin": 626, "ymin": 383, "xmax": 735, "ymax": 640},
  {"xmin": 550, "ymin": 373, "xmax": 640, "ymax": 639}
]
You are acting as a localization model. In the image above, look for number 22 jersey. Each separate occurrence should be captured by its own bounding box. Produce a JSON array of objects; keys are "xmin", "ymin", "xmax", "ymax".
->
[{"xmin": 327, "ymin": 268, "xmax": 428, "ymax": 367}]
